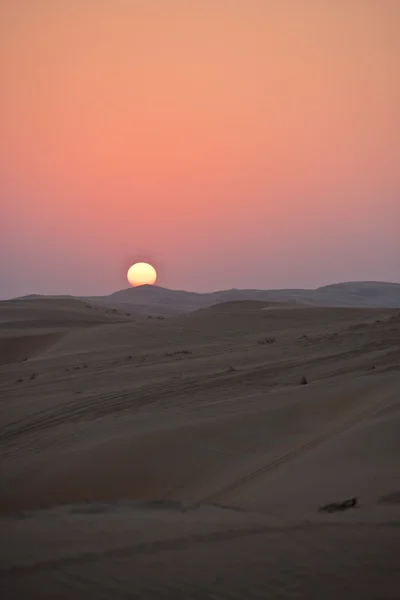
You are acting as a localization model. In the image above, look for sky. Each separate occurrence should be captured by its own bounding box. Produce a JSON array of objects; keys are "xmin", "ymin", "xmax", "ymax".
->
[{"xmin": 1, "ymin": 0, "xmax": 399, "ymax": 298}]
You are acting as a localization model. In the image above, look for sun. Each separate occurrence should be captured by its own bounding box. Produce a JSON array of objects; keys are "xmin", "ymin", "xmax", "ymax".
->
[{"xmin": 127, "ymin": 262, "xmax": 157, "ymax": 287}]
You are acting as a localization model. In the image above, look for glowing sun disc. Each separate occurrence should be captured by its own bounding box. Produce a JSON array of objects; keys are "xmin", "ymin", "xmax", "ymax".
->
[{"xmin": 127, "ymin": 262, "xmax": 157, "ymax": 287}]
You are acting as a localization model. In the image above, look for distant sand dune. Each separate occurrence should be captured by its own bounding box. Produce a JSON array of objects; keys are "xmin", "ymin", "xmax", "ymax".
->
[
  {"xmin": 0, "ymin": 331, "xmax": 64, "ymax": 366},
  {"xmin": 0, "ymin": 297, "xmax": 135, "ymax": 364},
  {"xmin": 91, "ymin": 280, "xmax": 400, "ymax": 315}
]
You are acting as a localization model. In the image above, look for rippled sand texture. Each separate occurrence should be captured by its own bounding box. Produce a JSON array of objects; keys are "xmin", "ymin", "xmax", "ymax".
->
[{"xmin": 1, "ymin": 297, "xmax": 400, "ymax": 598}]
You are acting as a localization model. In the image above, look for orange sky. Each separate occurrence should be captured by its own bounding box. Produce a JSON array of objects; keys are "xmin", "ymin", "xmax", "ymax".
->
[{"xmin": 1, "ymin": 0, "xmax": 399, "ymax": 297}]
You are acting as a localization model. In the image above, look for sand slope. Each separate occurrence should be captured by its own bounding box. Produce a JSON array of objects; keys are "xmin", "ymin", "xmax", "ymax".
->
[
  {"xmin": 0, "ymin": 297, "xmax": 138, "ymax": 365},
  {"xmin": 1, "ymin": 300, "xmax": 399, "ymax": 598}
]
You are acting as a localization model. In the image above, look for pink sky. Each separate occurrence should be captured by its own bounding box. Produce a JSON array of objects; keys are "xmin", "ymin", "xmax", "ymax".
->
[{"xmin": 1, "ymin": 0, "xmax": 399, "ymax": 298}]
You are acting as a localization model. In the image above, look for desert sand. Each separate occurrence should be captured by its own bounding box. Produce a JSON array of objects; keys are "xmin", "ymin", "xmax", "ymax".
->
[{"xmin": 1, "ymin": 295, "xmax": 400, "ymax": 598}]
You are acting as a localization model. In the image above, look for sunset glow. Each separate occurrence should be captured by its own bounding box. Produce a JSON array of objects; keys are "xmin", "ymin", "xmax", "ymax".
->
[{"xmin": 1, "ymin": 1, "xmax": 399, "ymax": 298}]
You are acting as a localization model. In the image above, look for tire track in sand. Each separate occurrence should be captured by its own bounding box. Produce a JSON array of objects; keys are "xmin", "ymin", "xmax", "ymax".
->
[{"xmin": 195, "ymin": 386, "xmax": 397, "ymax": 507}]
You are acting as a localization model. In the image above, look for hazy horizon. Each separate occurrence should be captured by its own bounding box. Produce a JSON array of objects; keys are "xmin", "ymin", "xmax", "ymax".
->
[
  {"xmin": 2, "ymin": 278, "xmax": 400, "ymax": 303},
  {"xmin": 1, "ymin": 1, "xmax": 399, "ymax": 299}
]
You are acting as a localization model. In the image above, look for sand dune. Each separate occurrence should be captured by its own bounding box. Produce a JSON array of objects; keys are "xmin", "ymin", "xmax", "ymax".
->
[
  {"xmin": 0, "ymin": 297, "xmax": 137, "ymax": 365},
  {"xmin": 11, "ymin": 280, "xmax": 397, "ymax": 316},
  {"xmin": 0, "ymin": 297, "xmax": 137, "ymax": 328},
  {"xmin": 1, "ymin": 298, "xmax": 399, "ymax": 598},
  {"xmin": 86, "ymin": 280, "xmax": 400, "ymax": 315},
  {"xmin": 0, "ymin": 331, "xmax": 65, "ymax": 366}
]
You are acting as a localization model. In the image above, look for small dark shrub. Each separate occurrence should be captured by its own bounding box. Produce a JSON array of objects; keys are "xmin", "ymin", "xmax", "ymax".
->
[
  {"xmin": 297, "ymin": 334, "xmax": 308, "ymax": 342},
  {"xmin": 258, "ymin": 337, "xmax": 276, "ymax": 345}
]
